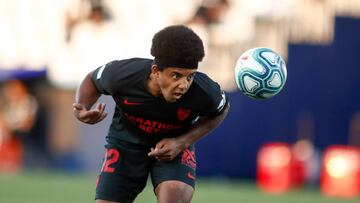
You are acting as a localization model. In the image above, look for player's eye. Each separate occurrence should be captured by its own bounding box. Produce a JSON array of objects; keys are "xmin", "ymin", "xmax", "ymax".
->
[
  {"xmin": 172, "ymin": 73, "xmax": 181, "ymax": 80},
  {"xmin": 187, "ymin": 73, "xmax": 196, "ymax": 81}
]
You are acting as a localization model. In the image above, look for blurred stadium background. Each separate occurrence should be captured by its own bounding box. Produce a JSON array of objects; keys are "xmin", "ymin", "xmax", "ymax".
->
[{"xmin": 1, "ymin": 0, "xmax": 360, "ymax": 202}]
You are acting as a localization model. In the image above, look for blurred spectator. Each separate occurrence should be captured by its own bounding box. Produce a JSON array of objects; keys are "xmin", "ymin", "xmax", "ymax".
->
[
  {"xmin": 349, "ymin": 112, "xmax": 360, "ymax": 147},
  {"xmin": 331, "ymin": 0, "xmax": 360, "ymax": 17},
  {"xmin": 0, "ymin": 79, "xmax": 49, "ymax": 171},
  {"xmin": 68, "ymin": 4, "xmax": 124, "ymax": 70},
  {"xmin": 49, "ymin": 2, "xmax": 125, "ymax": 89},
  {"xmin": 64, "ymin": 0, "xmax": 92, "ymax": 42},
  {"xmin": 1, "ymin": 80, "xmax": 38, "ymax": 137},
  {"xmin": 187, "ymin": 6, "xmax": 211, "ymax": 61},
  {"xmin": 0, "ymin": 0, "xmax": 72, "ymax": 69},
  {"xmin": 294, "ymin": 111, "xmax": 321, "ymax": 186},
  {"xmin": 102, "ymin": 0, "xmax": 197, "ymax": 58},
  {"xmin": 188, "ymin": 0, "xmax": 246, "ymax": 91},
  {"xmin": 290, "ymin": 0, "xmax": 334, "ymax": 44}
]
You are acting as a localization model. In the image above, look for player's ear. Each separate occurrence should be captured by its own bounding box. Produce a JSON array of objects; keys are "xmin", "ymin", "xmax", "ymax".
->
[{"xmin": 151, "ymin": 64, "xmax": 160, "ymax": 77}]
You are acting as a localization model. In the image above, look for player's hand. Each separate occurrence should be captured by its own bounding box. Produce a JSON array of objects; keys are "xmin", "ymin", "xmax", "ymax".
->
[
  {"xmin": 147, "ymin": 138, "xmax": 186, "ymax": 161},
  {"xmin": 73, "ymin": 103, "xmax": 107, "ymax": 124}
]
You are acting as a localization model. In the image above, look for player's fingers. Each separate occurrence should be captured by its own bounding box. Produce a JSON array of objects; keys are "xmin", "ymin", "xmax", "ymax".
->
[
  {"xmin": 83, "ymin": 113, "xmax": 102, "ymax": 124},
  {"xmin": 75, "ymin": 104, "xmax": 97, "ymax": 117},
  {"xmin": 148, "ymin": 149, "xmax": 155, "ymax": 156},
  {"xmin": 100, "ymin": 103, "xmax": 106, "ymax": 112},
  {"xmin": 148, "ymin": 147, "xmax": 159, "ymax": 156},
  {"xmin": 97, "ymin": 112, "xmax": 108, "ymax": 122},
  {"xmin": 97, "ymin": 103, "xmax": 104, "ymax": 113},
  {"xmin": 97, "ymin": 103, "xmax": 106, "ymax": 117},
  {"xmin": 84, "ymin": 109, "xmax": 99, "ymax": 117},
  {"xmin": 77, "ymin": 110, "xmax": 100, "ymax": 122},
  {"xmin": 92, "ymin": 104, "xmax": 106, "ymax": 120},
  {"xmin": 148, "ymin": 147, "xmax": 168, "ymax": 157},
  {"xmin": 94, "ymin": 102, "xmax": 106, "ymax": 114},
  {"xmin": 155, "ymin": 141, "xmax": 166, "ymax": 150},
  {"xmin": 94, "ymin": 103, "xmax": 101, "ymax": 112},
  {"xmin": 148, "ymin": 148, "xmax": 169, "ymax": 157},
  {"xmin": 73, "ymin": 103, "xmax": 85, "ymax": 111},
  {"xmin": 97, "ymin": 102, "xmax": 105, "ymax": 110},
  {"xmin": 92, "ymin": 109, "xmax": 102, "ymax": 121}
]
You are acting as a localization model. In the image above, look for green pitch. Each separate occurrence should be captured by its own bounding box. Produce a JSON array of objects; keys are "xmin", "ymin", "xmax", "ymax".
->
[{"xmin": 0, "ymin": 172, "xmax": 358, "ymax": 203}]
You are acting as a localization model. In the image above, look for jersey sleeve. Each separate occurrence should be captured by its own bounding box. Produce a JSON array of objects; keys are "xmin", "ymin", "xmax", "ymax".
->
[
  {"xmin": 195, "ymin": 73, "xmax": 229, "ymax": 117},
  {"xmin": 213, "ymin": 90, "xmax": 228, "ymax": 116},
  {"xmin": 91, "ymin": 60, "xmax": 128, "ymax": 95},
  {"xmin": 206, "ymin": 88, "xmax": 228, "ymax": 117}
]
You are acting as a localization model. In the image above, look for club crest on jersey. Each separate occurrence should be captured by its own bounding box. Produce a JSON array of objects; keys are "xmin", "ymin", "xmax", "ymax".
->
[{"xmin": 177, "ymin": 108, "xmax": 191, "ymax": 121}]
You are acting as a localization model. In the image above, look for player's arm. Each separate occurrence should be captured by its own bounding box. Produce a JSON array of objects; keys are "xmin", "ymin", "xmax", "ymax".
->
[
  {"xmin": 178, "ymin": 102, "xmax": 230, "ymax": 147},
  {"xmin": 148, "ymin": 102, "xmax": 229, "ymax": 161},
  {"xmin": 73, "ymin": 72, "xmax": 107, "ymax": 124}
]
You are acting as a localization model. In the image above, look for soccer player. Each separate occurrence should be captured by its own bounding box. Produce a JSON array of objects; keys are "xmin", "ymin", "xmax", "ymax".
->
[{"xmin": 73, "ymin": 25, "xmax": 229, "ymax": 203}]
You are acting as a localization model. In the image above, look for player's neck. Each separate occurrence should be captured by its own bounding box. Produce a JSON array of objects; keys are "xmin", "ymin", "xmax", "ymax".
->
[{"xmin": 146, "ymin": 74, "xmax": 162, "ymax": 97}]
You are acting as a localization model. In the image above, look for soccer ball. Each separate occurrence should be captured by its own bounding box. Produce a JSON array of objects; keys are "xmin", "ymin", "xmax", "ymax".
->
[{"xmin": 234, "ymin": 47, "xmax": 287, "ymax": 99}]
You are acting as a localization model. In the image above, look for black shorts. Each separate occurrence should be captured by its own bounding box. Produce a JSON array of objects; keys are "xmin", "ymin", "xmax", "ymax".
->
[{"xmin": 95, "ymin": 142, "xmax": 196, "ymax": 203}]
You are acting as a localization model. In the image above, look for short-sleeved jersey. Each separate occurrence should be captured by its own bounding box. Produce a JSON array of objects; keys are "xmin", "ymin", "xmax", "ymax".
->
[{"xmin": 92, "ymin": 58, "xmax": 227, "ymax": 146}]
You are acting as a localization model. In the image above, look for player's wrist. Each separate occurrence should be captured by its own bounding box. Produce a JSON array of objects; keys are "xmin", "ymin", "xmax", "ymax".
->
[{"xmin": 176, "ymin": 136, "xmax": 191, "ymax": 150}]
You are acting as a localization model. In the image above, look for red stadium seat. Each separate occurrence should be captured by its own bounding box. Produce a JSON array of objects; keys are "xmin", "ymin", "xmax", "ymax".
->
[
  {"xmin": 257, "ymin": 142, "xmax": 294, "ymax": 193},
  {"xmin": 321, "ymin": 145, "xmax": 360, "ymax": 198}
]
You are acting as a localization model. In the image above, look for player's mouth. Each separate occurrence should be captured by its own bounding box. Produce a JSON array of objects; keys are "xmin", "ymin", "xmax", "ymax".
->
[{"xmin": 173, "ymin": 92, "xmax": 184, "ymax": 100}]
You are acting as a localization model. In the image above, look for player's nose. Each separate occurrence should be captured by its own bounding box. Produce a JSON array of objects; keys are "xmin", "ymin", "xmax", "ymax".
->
[{"xmin": 178, "ymin": 78, "xmax": 190, "ymax": 91}]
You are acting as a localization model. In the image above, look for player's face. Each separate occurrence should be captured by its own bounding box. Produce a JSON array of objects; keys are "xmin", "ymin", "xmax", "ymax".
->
[{"xmin": 155, "ymin": 66, "xmax": 197, "ymax": 102}]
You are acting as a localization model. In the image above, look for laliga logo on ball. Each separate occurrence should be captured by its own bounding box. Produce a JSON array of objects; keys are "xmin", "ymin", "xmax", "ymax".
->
[{"xmin": 234, "ymin": 47, "xmax": 287, "ymax": 99}]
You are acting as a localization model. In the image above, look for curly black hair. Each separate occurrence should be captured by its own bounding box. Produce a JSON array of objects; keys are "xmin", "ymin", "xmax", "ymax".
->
[{"xmin": 151, "ymin": 25, "xmax": 204, "ymax": 70}]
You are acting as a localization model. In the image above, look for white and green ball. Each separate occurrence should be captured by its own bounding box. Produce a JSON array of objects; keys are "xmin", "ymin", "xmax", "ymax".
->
[{"xmin": 235, "ymin": 47, "xmax": 287, "ymax": 99}]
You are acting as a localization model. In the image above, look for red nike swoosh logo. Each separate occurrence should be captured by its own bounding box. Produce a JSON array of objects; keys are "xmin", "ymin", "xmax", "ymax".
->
[
  {"xmin": 187, "ymin": 172, "xmax": 195, "ymax": 180},
  {"xmin": 123, "ymin": 99, "xmax": 142, "ymax": 105}
]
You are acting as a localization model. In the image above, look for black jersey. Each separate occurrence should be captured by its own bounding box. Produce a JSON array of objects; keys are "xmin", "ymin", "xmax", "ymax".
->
[{"xmin": 92, "ymin": 58, "xmax": 227, "ymax": 146}]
